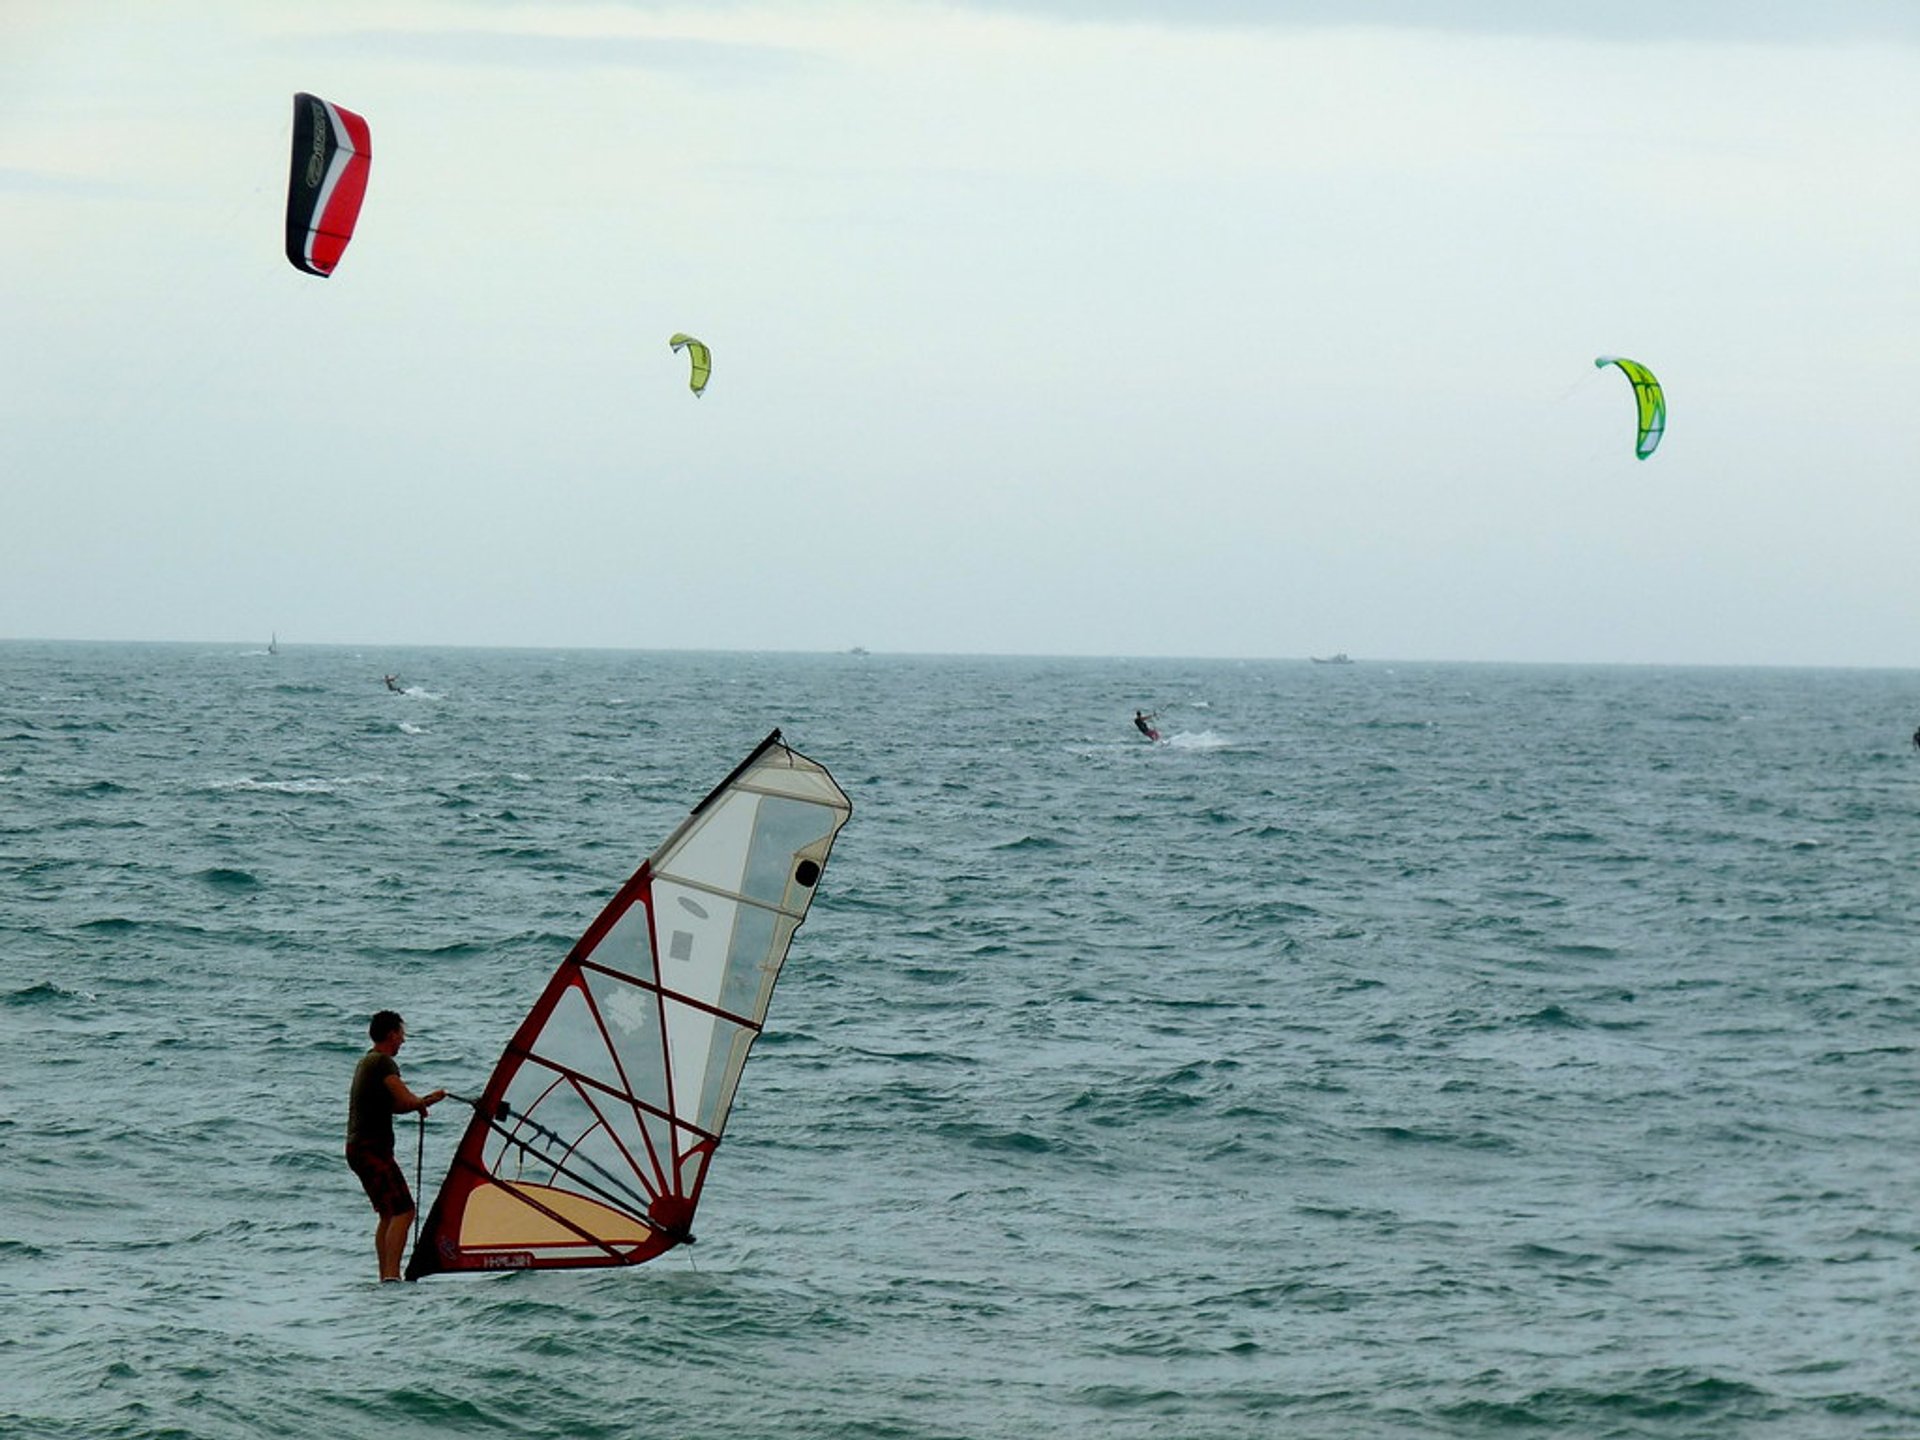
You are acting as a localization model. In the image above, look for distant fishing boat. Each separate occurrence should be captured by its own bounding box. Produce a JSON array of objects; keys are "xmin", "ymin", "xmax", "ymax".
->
[{"xmin": 1311, "ymin": 652, "xmax": 1353, "ymax": 665}]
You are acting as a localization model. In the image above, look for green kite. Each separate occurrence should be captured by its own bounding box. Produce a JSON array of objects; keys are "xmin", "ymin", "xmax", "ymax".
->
[
  {"xmin": 670, "ymin": 333, "xmax": 712, "ymax": 397},
  {"xmin": 1594, "ymin": 355, "xmax": 1665, "ymax": 460}
]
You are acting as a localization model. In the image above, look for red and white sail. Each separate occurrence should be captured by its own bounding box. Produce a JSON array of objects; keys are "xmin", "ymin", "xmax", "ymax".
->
[{"xmin": 407, "ymin": 732, "xmax": 851, "ymax": 1278}]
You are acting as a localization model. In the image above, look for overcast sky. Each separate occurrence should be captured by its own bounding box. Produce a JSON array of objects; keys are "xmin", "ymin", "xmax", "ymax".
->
[{"xmin": 4, "ymin": 1, "xmax": 1916, "ymax": 664}]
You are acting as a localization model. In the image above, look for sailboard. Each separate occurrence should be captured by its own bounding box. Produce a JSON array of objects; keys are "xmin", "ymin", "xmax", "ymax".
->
[{"xmin": 406, "ymin": 730, "xmax": 851, "ymax": 1279}]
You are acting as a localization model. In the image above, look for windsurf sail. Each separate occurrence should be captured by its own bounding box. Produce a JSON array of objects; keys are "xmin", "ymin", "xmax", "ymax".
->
[
  {"xmin": 670, "ymin": 333, "xmax": 712, "ymax": 396},
  {"xmin": 1594, "ymin": 355, "xmax": 1665, "ymax": 460},
  {"xmin": 285, "ymin": 93, "xmax": 372, "ymax": 277},
  {"xmin": 406, "ymin": 730, "xmax": 851, "ymax": 1279}
]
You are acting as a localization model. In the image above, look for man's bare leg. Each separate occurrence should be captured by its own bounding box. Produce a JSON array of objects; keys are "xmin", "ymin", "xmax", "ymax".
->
[{"xmin": 376, "ymin": 1211, "xmax": 413, "ymax": 1281}]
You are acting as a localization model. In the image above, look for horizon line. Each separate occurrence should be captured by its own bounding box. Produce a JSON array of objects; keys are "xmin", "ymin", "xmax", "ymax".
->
[{"xmin": 0, "ymin": 636, "xmax": 1914, "ymax": 673}]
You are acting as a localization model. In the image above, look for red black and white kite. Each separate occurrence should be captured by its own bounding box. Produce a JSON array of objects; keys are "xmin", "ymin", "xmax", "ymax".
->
[{"xmin": 285, "ymin": 93, "xmax": 371, "ymax": 277}]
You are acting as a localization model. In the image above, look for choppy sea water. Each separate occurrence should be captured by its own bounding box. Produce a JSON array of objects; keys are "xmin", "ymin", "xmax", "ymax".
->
[{"xmin": 2, "ymin": 641, "xmax": 1917, "ymax": 1439}]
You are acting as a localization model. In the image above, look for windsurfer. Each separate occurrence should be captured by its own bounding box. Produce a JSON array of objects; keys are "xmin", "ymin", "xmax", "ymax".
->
[
  {"xmin": 345, "ymin": 1011, "xmax": 447, "ymax": 1281},
  {"xmin": 1133, "ymin": 710, "xmax": 1160, "ymax": 741}
]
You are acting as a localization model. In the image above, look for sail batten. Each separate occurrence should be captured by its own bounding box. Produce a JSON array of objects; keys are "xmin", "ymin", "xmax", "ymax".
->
[
  {"xmin": 480, "ymin": 1120, "xmax": 663, "ymax": 1224},
  {"xmin": 459, "ymin": 1166, "xmax": 648, "ymax": 1262},
  {"xmin": 640, "ymin": 869, "xmax": 821, "ymax": 919},
  {"xmin": 500, "ymin": 1046, "xmax": 718, "ymax": 1152},
  {"xmin": 407, "ymin": 731, "xmax": 850, "ymax": 1279},
  {"xmin": 572, "ymin": 955, "xmax": 771, "ymax": 1033}
]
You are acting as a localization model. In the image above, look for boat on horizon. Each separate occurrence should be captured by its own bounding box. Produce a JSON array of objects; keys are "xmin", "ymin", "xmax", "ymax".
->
[{"xmin": 1310, "ymin": 652, "xmax": 1353, "ymax": 665}]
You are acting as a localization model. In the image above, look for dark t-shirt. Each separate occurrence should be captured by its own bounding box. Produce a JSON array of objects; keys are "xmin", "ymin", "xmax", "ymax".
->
[{"xmin": 348, "ymin": 1050, "xmax": 401, "ymax": 1152}]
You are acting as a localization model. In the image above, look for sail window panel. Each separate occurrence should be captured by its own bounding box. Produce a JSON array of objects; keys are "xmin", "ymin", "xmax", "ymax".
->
[
  {"xmin": 691, "ymin": 1028, "xmax": 756, "ymax": 1140},
  {"xmin": 547, "ymin": 1112, "xmax": 661, "ymax": 1216},
  {"xmin": 579, "ymin": 966, "xmax": 668, "ymax": 1112},
  {"xmin": 524, "ymin": 979, "xmax": 635, "ymax": 1098},
  {"xmin": 487, "ymin": 1067, "xmax": 591, "ymax": 1175},
  {"xmin": 484, "ymin": 1079, "xmax": 598, "ymax": 1184},
  {"xmin": 650, "ymin": 879, "xmax": 790, "ymax": 1023},
  {"xmin": 662, "ymin": 993, "xmax": 758, "ymax": 1136},
  {"xmin": 710, "ymin": 902, "xmax": 790, "ymax": 1024},
  {"xmin": 745, "ymin": 763, "xmax": 850, "ymax": 808},
  {"xmin": 483, "ymin": 1078, "xmax": 665, "ymax": 1211},
  {"xmin": 586, "ymin": 899, "xmax": 658, "ymax": 986},
  {"xmin": 569, "ymin": 1082, "xmax": 674, "ymax": 1199},
  {"xmin": 671, "ymin": 1143, "xmax": 711, "ymax": 1201},
  {"xmin": 650, "ymin": 878, "xmax": 744, "ymax": 1011},
  {"xmin": 741, "ymin": 795, "xmax": 844, "ymax": 909},
  {"xmin": 659, "ymin": 792, "xmax": 760, "ymax": 896},
  {"xmin": 660, "ymin": 991, "xmax": 721, "ymax": 1119},
  {"xmin": 664, "ymin": 791, "xmax": 841, "ymax": 911},
  {"xmin": 641, "ymin": 1107, "xmax": 683, "ymax": 1179},
  {"xmin": 492, "ymin": 1066, "xmax": 568, "ymax": 1171}
]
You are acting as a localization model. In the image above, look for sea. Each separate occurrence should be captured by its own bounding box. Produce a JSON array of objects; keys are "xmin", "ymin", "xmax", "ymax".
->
[{"xmin": 2, "ymin": 641, "xmax": 1917, "ymax": 1440}]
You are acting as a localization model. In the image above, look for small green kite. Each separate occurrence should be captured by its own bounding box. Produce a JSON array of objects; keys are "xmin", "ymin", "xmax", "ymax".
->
[
  {"xmin": 670, "ymin": 333, "xmax": 712, "ymax": 397},
  {"xmin": 1594, "ymin": 355, "xmax": 1665, "ymax": 460}
]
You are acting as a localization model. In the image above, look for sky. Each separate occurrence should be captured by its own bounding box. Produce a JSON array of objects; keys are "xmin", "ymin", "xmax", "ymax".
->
[{"xmin": 3, "ymin": 1, "xmax": 1917, "ymax": 665}]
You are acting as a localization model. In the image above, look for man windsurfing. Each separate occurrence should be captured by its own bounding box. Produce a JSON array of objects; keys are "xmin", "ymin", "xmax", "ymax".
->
[{"xmin": 345, "ymin": 1011, "xmax": 447, "ymax": 1281}]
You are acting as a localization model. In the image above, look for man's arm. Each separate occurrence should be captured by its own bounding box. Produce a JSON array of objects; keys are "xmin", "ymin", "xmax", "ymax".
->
[{"xmin": 385, "ymin": 1073, "xmax": 448, "ymax": 1113}]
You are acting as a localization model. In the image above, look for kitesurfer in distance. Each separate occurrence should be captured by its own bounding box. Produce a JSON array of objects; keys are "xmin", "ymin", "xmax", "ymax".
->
[
  {"xmin": 383, "ymin": 674, "xmax": 402, "ymax": 693},
  {"xmin": 1911, "ymin": 724, "xmax": 1919, "ymax": 752},
  {"xmin": 346, "ymin": 1011, "xmax": 446, "ymax": 1281},
  {"xmin": 1133, "ymin": 709, "xmax": 1160, "ymax": 741}
]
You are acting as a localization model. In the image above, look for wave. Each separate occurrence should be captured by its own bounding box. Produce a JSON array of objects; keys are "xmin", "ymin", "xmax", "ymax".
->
[
  {"xmin": 989, "ymin": 834, "xmax": 1063, "ymax": 852},
  {"xmin": 207, "ymin": 774, "xmax": 385, "ymax": 795},
  {"xmin": 1438, "ymin": 1368, "xmax": 1772, "ymax": 1431},
  {"xmin": 54, "ymin": 778, "xmax": 132, "ymax": 796},
  {"xmin": 5, "ymin": 980, "xmax": 94, "ymax": 1006},
  {"xmin": 1359, "ymin": 1123, "xmax": 1519, "ymax": 1152},
  {"xmin": 930, "ymin": 1119, "xmax": 1090, "ymax": 1159},
  {"xmin": 1165, "ymin": 729, "xmax": 1230, "ymax": 749},
  {"xmin": 193, "ymin": 866, "xmax": 260, "ymax": 890}
]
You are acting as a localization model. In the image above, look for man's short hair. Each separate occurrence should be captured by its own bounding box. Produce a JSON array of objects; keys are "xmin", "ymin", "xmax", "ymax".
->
[{"xmin": 369, "ymin": 1010, "xmax": 405, "ymax": 1043}]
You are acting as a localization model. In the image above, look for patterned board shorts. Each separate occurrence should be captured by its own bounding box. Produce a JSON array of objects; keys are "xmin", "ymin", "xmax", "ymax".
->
[{"xmin": 345, "ymin": 1142, "xmax": 415, "ymax": 1218}]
